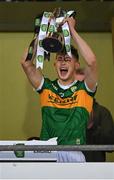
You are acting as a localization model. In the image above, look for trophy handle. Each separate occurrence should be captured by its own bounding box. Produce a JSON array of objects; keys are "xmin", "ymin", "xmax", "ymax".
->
[{"xmin": 53, "ymin": 7, "xmax": 62, "ymax": 18}]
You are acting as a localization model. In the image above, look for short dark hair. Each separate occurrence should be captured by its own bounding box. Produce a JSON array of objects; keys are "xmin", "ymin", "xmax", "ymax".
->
[
  {"xmin": 70, "ymin": 45, "xmax": 79, "ymax": 61},
  {"xmin": 57, "ymin": 45, "xmax": 79, "ymax": 61}
]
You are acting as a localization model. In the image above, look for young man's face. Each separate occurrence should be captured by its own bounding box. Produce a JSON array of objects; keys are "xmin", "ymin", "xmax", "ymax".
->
[{"xmin": 54, "ymin": 53, "xmax": 80, "ymax": 84}]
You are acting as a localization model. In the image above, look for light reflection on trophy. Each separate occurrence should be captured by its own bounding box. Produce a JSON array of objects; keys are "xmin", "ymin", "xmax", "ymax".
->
[{"xmin": 42, "ymin": 8, "xmax": 76, "ymax": 53}]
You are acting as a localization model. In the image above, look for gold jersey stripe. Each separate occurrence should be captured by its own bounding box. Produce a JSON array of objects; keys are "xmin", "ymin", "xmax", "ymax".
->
[{"xmin": 40, "ymin": 89, "xmax": 93, "ymax": 113}]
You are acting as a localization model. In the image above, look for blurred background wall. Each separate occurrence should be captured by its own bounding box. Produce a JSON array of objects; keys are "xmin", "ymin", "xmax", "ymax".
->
[{"xmin": 0, "ymin": 1, "xmax": 114, "ymax": 161}]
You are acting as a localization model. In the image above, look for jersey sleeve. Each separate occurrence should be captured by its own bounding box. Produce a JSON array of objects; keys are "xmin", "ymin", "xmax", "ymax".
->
[
  {"xmin": 84, "ymin": 81, "xmax": 97, "ymax": 97},
  {"xmin": 36, "ymin": 77, "xmax": 51, "ymax": 93}
]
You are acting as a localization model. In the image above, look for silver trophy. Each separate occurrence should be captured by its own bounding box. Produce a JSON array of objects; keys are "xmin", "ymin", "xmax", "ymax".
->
[{"xmin": 42, "ymin": 8, "xmax": 76, "ymax": 53}]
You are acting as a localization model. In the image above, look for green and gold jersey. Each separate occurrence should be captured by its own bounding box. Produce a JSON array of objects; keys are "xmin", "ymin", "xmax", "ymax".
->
[{"xmin": 38, "ymin": 78, "xmax": 96, "ymax": 145}]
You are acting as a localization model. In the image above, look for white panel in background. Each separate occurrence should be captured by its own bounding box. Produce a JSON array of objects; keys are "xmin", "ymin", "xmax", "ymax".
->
[{"xmin": 0, "ymin": 163, "xmax": 114, "ymax": 179}]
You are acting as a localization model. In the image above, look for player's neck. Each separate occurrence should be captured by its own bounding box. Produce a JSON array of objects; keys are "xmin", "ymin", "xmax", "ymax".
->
[{"xmin": 58, "ymin": 78, "xmax": 76, "ymax": 86}]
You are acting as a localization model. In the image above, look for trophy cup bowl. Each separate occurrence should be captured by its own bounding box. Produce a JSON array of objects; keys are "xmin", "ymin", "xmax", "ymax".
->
[{"xmin": 42, "ymin": 32, "xmax": 64, "ymax": 53}]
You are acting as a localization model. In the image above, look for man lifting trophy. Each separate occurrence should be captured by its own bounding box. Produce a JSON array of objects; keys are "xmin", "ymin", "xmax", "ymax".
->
[{"xmin": 22, "ymin": 6, "xmax": 97, "ymax": 162}]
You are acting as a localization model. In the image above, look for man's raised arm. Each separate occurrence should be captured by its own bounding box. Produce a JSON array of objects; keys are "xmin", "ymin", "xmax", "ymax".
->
[
  {"xmin": 21, "ymin": 48, "xmax": 43, "ymax": 89},
  {"xmin": 67, "ymin": 17, "xmax": 97, "ymax": 91}
]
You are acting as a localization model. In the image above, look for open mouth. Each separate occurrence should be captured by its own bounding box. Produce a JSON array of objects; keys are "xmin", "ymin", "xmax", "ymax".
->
[{"xmin": 60, "ymin": 68, "xmax": 68, "ymax": 77}]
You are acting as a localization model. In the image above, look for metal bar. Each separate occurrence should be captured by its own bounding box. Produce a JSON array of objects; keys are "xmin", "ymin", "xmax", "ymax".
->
[{"xmin": 0, "ymin": 145, "xmax": 114, "ymax": 151}]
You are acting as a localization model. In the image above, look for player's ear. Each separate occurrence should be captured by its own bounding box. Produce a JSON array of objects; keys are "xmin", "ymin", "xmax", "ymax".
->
[{"xmin": 75, "ymin": 61, "xmax": 80, "ymax": 70}]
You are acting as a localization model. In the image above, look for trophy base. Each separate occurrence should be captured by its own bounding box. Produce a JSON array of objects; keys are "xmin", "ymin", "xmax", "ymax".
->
[{"xmin": 42, "ymin": 37, "xmax": 63, "ymax": 53}]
